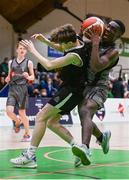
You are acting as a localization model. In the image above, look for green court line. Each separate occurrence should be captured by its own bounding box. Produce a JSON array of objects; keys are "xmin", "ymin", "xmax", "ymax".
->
[{"xmin": 0, "ymin": 147, "xmax": 129, "ymax": 179}]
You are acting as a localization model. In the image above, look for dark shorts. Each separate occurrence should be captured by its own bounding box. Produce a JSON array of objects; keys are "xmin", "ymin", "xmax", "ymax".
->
[
  {"xmin": 48, "ymin": 84, "xmax": 83, "ymax": 115},
  {"xmin": 6, "ymin": 84, "xmax": 28, "ymax": 109},
  {"xmin": 83, "ymin": 84, "xmax": 108, "ymax": 109}
]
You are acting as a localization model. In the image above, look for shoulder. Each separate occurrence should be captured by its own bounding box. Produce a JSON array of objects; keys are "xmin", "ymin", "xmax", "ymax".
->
[
  {"xmin": 8, "ymin": 59, "xmax": 13, "ymax": 65},
  {"xmin": 66, "ymin": 52, "xmax": 83, "ymax": 66},
  {"xmin": 28, "ymin": 59, "xmax": 33, "ymax": 65},
  {"xmin": 27, "ymin": 59, "xmax": 34, "ymax": 68}
]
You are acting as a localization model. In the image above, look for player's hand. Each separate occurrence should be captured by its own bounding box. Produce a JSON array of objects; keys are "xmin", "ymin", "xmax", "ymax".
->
[
  {"xmin": 20, "ymin": 40, "xmax": 35, "ymax": 53},
  {"xmin": 89, "ymin": 26, "xmax": 101, "ymax": 46},
  {"xmin": 31, "ymin": 34, "xmax": 46, "ymax": 42},
  {"xmin": 5, "ymin": 76, "xmax": 10, "ymax": 83},
  {"xmin": 22, "ymin": 72, "xmax": 29, "ymax": 80},
  {"xmin": 83, "ymin": 25, "xmax": 101, "ymax": 45}
]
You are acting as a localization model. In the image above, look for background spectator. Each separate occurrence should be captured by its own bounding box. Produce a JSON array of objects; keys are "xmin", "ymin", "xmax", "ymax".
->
[
  {"xmin": 112, "ymin": 77, "xmax": 125, "ymax": 98},
  {"xmin": 0, "ymin": 57, "xmax": 9, "ymax": 76}
]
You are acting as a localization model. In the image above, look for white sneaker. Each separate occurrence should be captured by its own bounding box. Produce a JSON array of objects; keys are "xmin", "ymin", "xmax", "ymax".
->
[
  {"xmin": 100, "ymin": 130, "xmax": 111, "ymax": 154},
  {"xmin": 10, "ymin": 151, "xmax": 37, "ymax": 168},
  {"xmin": 74, "ymin": 148, "xmax": 91, "ymax": 167},
  {"xmin": 72, "ymin": 144, "xmax": 91, "ymax": 166}
]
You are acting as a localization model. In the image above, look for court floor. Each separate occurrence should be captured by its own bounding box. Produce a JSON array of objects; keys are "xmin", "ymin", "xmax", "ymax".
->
[{"xmin": 0, "ymin": 121, "xmax": 129, "ymax": 179}]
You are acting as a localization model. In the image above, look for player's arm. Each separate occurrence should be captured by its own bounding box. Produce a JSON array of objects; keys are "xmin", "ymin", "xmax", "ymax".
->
[
  {"xmin": 22, "ymin": 60, "xmax": 35, "ymax": 81},
  {"xmin": 31, "ymin": 34, "xmax": 64, "ymax": 52},
  {"xmin": 90, "ymin": 40, "xmax": 119, "ymax": 72},
  {"xmin": 5, "ymin": 60, "xmax": 12, "ymax": 83},
  {"xmin": 20, "ymin": 40, "xmax": 82, "ymax": 71},
  {"xmin": 98, "ymin": 49, "xmax": 119, "ymax": 71},
  {"xmin": 28, "ymin": 61, "xmax": 35, "ymax": 81},
  {"xmin": 84, "ymin": 27, "xmax": 103, "ymax": 72},
  {"xmin": 87, "ymin": 27, "xmax": 119, "ymax": 72}
]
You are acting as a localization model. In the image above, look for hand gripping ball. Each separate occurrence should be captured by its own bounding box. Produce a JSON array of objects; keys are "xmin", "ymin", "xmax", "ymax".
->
[{"xmin": 81, "ymin": 17, "xmax": 105, "ymax": 39}]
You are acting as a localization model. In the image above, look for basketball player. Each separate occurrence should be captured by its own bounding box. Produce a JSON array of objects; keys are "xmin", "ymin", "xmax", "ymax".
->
[
  {"xmin": 10, "ymin": 24, "xmax": 90, "ymax": 168},
  {"xmin": 30, "ymin": 19, "xmax": 125, "ymax": 167},
  {"xmin": 5, "ymin": 42, "xmax": 34, "ymax": 141},
  {"xmin": 72, "ymin": 19, "xmax": 125, "ymax": 166}
]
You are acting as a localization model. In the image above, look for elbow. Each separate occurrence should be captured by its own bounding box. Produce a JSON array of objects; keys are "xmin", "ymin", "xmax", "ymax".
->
[{"xmin": 45, "ymin": 64, "xmax": 53, "ymax": 71}]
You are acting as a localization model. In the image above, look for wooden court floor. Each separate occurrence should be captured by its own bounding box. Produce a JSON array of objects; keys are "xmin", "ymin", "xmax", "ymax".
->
[{"xmin": 0, "ymin": 121, "xmax": 129, "ymax": 179}]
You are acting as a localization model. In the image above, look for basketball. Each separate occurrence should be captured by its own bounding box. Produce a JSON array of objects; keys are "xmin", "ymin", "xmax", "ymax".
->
[{"xmin": 81, "ymin": 17, "xmax": 105, "ymax": 39}]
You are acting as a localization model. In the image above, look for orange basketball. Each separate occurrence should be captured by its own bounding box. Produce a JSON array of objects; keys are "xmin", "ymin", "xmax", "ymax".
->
[{"xmin": 81, "ymin": 17, "xmax": 105, "ymax": 39}]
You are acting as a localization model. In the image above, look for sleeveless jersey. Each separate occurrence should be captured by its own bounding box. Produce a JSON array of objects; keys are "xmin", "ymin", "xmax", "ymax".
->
[
  {"xmin": 59, "ymin": 41, "xmax": 90, "ymax": 87},
  {"xmin": 87, "ymin": 44, "xmax": 119, "ymax": 85},
  {"xmin": 10, "ymin": 58, "xmax": 29, "ymax": 85}
]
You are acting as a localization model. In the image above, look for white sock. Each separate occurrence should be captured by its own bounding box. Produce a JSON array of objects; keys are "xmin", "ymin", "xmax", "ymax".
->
[
  {"xmin": 27, "ymin": 145, "xmax": 37, "ymax": 156},
  {"xmin": 70, "ymin": 139, "xmax": 76, "ymax": 146}
]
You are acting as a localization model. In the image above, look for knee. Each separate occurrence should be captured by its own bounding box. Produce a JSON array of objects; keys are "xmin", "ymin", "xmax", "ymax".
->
[
  {"xmin": 79, "ymin": 106, "xmax": 89, "ymax": 119},
  {"xmin": 47, "ymin": 119, "xmax": 55, "ymax": 129},
  {"xmin": 19, "ymin": 111, "xmax": 26, "ymax": 119},
  {"xmin": 35, "ymin": 111, "xmax": 47, "ymax": 123},
  {"xmin": 79, "ymin": 101, "xmax": 96, "ymax": 118},
  {"xmin": 6, "ymin": 108, "xmax": 12, "ymax": 116}
]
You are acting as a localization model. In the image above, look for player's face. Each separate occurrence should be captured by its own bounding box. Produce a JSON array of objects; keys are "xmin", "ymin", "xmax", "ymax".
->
[
  {"xmin": 16, "ymin": 44, "xmax": 27, "ymax": 57},
  {"xmin": 102, "ymin": 21, "xmax": 122, "ymax": 43}
]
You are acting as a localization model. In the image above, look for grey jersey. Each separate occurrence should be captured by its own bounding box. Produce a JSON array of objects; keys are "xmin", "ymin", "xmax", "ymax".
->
[
  {"xmin": 87, "ymin": 46, "xmax": 119, "ymax": 86},
  {"xmin": 10, "ymin": 58, "xmax": 29, "ymax": 85},
  {"xmin": 7, "ymin": 58, "xmax": 29, "ymax": 108}
]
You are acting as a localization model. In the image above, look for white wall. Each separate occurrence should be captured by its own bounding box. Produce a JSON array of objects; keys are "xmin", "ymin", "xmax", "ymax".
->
[
  {"xmin": 71, "ymin": 98, "xmax": 129, "ymax": 124},
  {"xmin": 0, "ymin": 16, "xmax": 13, "ymax": 60}
]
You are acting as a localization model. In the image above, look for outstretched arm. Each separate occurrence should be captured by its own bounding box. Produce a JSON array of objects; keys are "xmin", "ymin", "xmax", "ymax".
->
[
  {"xmin": 20, "ymin": 40, "xmax": 81, "ymax": 71},
  {"xmin": 31, "ymin": 34, "xmax": 64, "ymax": 52}
]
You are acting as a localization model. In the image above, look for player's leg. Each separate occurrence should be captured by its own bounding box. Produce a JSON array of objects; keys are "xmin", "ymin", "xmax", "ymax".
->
[
  {"xmin": 72, "ymin": 86, "xmax": 111, "ymax": 166},
  {"xmin": 6, "ymin": 103, "xmax": 21, "ymax": 133},
  {"xmin": 72, "ymin": 98, "xmax": 97, "ymax": 166},
  {"xmin": 10, "ymin": 103, "xmax": 61, "ymax": 168},
  {"xmin": 89, "ymin": 86, "xmax": 111, "ymax": 154},
  {"xmin": 6, "ymin": 105, "xmax": 19, "ymax": 123},
  {"xmin": 18, "ymin": 109, "xmax": 30, "ymax": 141},
  {"xmin": 10, "ymin": 85, "xmax": 76, "ymax": 168},
  {"xmin": 47, "ymin": 116, "xmax": 75, "ymax": 145},
  {"xmin": 92, "ymin": 122, "xmax": 111, "ymax": 154}
]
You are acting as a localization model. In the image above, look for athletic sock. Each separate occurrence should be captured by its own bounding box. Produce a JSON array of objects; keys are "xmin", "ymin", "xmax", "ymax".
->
[
  {"xmin": 27, "ymin": 145, "xmax": 37, "ymax": 158},
  {"xmin": 70, "ymin": 139, "xmax": 76, "ymax": 146}
]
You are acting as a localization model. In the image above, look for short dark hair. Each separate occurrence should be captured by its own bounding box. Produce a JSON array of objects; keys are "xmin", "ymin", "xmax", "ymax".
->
[
  {"xmin": 113, "ymin": 20, "xmax": 125, "ymax": 35},
  {"xmin": 51, "ymin": 24, "xmax": 77, "ymax": 44},
  {"xmin": 49, "ymin": 28, "xmax": 59, "ymax": 42}
]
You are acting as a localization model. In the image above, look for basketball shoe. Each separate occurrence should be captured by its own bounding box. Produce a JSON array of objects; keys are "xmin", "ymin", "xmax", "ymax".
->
[
  {"xmin": 97, "ymin": 130, "xmax": 111, "ymax": 154},
  {"xmin": 101, "ymin": 130, "xmax": 111, "ymax": 154},
  {"xmin": 21, "ymin": 134, "xmax": 31, "ymax": 142},
  {"xmin": 72, "ymin": 144, "xmax": 91, "ymax": 166},
  {"xmin": 10, "ymin": 150, "xmax": 37, "ymax": 168},
  {"xmin": 74, "ymin": 148, "xmax": 91, "ymax": 167}
]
